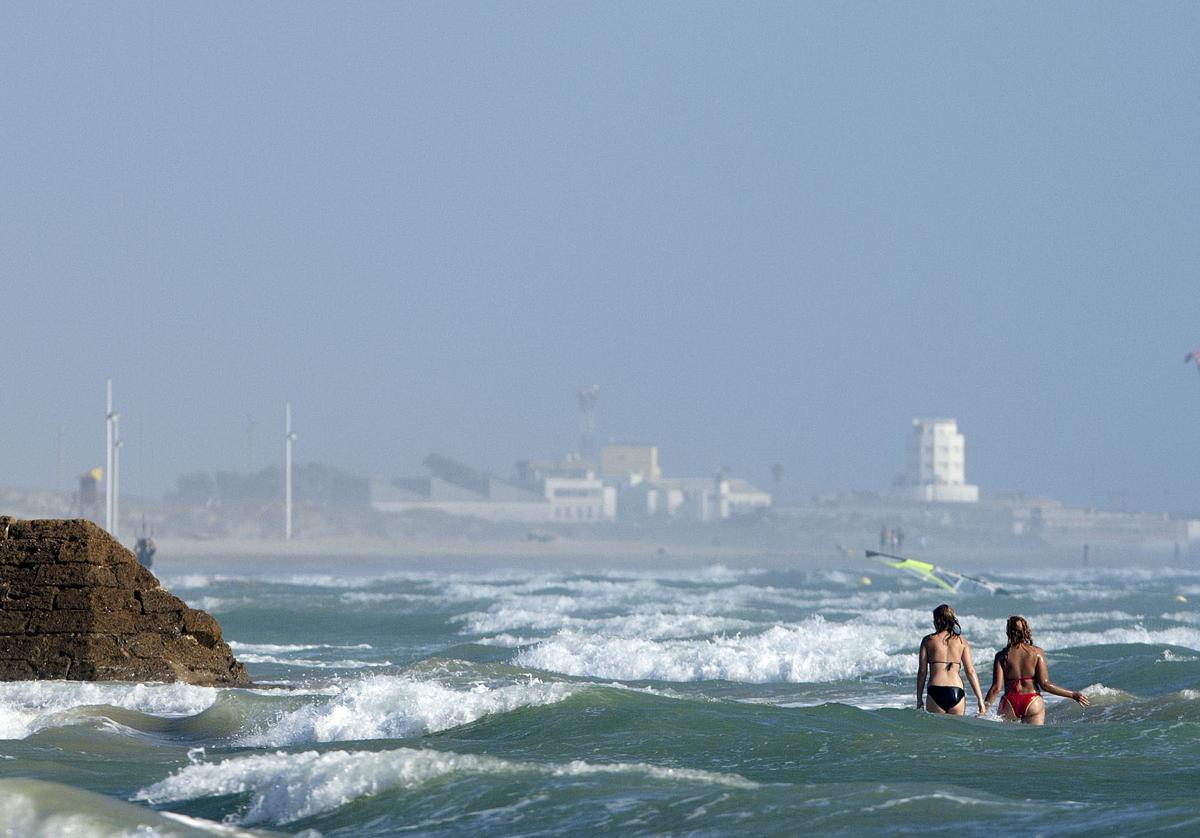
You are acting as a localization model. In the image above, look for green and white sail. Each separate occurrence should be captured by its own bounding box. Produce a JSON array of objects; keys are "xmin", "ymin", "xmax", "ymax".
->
[{"xmin": 865, "ymin": 550, "xmax": 1001, "ymax": 596}]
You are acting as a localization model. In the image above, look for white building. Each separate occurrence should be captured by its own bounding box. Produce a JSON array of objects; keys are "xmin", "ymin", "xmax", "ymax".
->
[
  {"xmin": 514, "ymin": 457, "xmax": 616, "ymax": 522},
  {"xmin": 621, "ymin": 476, "xmax": 771, "ymax": 522},
  {"xmin": 544, "ymin": 474, "xmax": 617, "ymax": 522},
  {"xmin": 903, "ymin": 418, "xmax": 979, "ymax": 503}
]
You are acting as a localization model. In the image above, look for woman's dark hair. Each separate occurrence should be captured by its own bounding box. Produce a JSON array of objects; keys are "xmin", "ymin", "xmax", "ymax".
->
[
  {"xmin": 1006, "ymin": 615, "xmax": 1033, "ymax": 647},
  {"xmin": 932, "ymin": 603, "xmax": 961, "ymax": 638}
]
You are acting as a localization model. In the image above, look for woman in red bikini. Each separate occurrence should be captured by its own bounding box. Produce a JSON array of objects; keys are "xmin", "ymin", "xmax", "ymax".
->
[
  {"xmin": 983, "ymin": 615, "xmax": 1089, "ymax": 724},
  {"xmin": 915, "ymin": 604, "xmax": 985, "ymax": 715}
]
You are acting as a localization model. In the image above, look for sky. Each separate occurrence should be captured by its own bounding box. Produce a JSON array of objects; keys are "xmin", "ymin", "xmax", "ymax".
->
[{"xmin": 1, "ymin": 3, "xmax": 1198, "ymax": 511}]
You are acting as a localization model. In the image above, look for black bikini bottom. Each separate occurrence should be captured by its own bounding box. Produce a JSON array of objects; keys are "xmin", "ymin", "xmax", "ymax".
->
[{"xmin": 927, "ymin": 685, "xmax": 965, "ymax": 711}]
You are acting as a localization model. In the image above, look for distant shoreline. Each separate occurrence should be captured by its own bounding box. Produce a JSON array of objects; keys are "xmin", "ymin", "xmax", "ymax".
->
[
  {"xmin": 148, "ymin": 535, "xmax": 1168, "ymax": 574},
  {"xmin": 155, "ymin": 536, "xmax": 784, "ymax": 565}
]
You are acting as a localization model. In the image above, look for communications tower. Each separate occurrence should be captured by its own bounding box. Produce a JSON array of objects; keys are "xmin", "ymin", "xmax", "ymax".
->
[{"xmin": 577, "ymin": 385, "xmax": 600, "ymax": 459}]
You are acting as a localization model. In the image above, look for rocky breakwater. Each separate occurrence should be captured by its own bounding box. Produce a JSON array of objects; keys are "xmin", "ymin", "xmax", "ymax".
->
[{"xmin": 0, "ymin": 517, "xmax": 249, "ymax": 685}]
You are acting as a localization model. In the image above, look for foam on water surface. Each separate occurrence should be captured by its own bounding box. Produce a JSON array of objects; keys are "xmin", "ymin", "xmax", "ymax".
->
[
  {"xmin": 0, "ymin": 681, "xmax": 220, "ymax": 740},
  {"xmin": 516, "ymin": 617, "xmax": 915, "ymax": 683},
  {"xmin": 135, "ymin": 747, "xmax": 758, "ymax": 825},
  {"xmin": 8, "ymin": 561, "xmax": 1199, "ymax": 835},
  {"xmin": 237, "ymin": 674, "xmax": 576, "ymax": 746}
]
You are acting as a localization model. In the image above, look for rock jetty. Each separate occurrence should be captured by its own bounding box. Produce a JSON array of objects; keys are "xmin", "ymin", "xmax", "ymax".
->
[{"xmin": 0, "ymin": 517, "xmax": 248, "ymax": 686}]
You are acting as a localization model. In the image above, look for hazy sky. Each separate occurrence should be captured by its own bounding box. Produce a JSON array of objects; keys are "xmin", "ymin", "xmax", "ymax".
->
[{"xmin": 2, "ymin": 3, "xmax": 1198, "ymax": 510}]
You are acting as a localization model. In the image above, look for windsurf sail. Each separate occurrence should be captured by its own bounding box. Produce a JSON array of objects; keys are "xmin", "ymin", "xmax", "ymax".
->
[{"xmin": 865, "ymin": 550, "xmax": 1002, "ymax": 596}]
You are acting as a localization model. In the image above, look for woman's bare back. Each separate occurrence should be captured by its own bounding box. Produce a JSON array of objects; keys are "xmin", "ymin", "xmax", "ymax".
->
[{"xmin": 922, "ymin": 633, "xmax": 967, "ymax": 686}]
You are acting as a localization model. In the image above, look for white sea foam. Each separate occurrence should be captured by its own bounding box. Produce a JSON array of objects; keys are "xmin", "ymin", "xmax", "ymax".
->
[
  {"xmin": 1039, "ymin": 625, "xmax": 1200, "ymax": 651},
  {"xmin": 184, "ymin": 596, "xmax": 230, "ymax": 613},
  {"xmin": 135, "ymin": 747, "xmax": 757, "ymax": 825},
  {"xmin": 485, "ymin": 593, "xmax": 1200, "ymax": 685},
  {"xmin": 476, "ymin": 634, "xmax": 538, "ymax": 647},
  {"xmin": 237, "ymin": 674, "xmax": 575, "ymax": 746},
  {"xmin": 460, "ymin": 609, "xmax": 756, "ymax": 639},
  {"xmin": 160, "ymin": 573, "xmax": 217, "ymax": 590},
  {"xmin": 0, "ymin": 682, "xmax": 219, "ymax": 740},
  {"xmin": 225, "ymin": 641, "xmax": 385, "ymax": 669},
  {"xmin": 231, "ymin": 654, "xmax": 391, "ymax": 669},
  {"xmin": 1077, "ymin": 683, "xmax": 1128, "ymax": 704},
  {"xmin": 266, "ymin": 574, "xmax": 369, "ymax": 589},
  {"xmin": 516, "ymin": 616, "xmax": 915, "ymax": 683},
  {"xmin": 447, "ymin": 577, "xmax": 819, "ymax": 641},
  {"xmin": 229, "ymin": 642, "xmax": 372, "ymax": 654},
  {"xmin": 339, "ymin": 591, "xmax": 441, "ymax": 604},
  {"xmin": 1161, "ymin": 611, "xmax": 1200, "ymax": 626}
]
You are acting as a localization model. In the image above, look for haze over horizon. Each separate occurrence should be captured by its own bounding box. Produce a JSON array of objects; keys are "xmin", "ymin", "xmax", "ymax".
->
[{"xmin": 2, "ymin": 4, "xmax": 1198, "ymax": 511}]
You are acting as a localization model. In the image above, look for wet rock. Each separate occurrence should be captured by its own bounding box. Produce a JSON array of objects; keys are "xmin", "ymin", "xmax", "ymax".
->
[{"xmin": 0, "ymin": 518, "xmax": 248, "ymax": 686}]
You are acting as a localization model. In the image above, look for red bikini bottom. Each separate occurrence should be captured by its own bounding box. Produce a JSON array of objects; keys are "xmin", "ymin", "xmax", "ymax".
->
[{"xmin": 1004, "ymin": 688, "xmax": 1040, "ymax": 717}]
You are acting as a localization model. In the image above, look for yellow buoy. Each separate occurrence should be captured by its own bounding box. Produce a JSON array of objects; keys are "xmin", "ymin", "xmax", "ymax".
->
[
  {"xmin": 1174, "ymin": 594, "xmax": 1188, "ymax": 603},
  {"xmin": 859, "ymin": 576, "xmax": 872, "ymax": 586}
]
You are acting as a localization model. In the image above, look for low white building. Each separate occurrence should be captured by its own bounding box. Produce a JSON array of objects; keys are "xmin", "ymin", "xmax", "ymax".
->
[
  {"xmin": 621, "ymin": 476, "xmax": 771, "ymax": 522},
  {"xmin": 903, "ymin": 418, "xmax": 979, "ymax": 503},
  {"xmin": 514, "ymin": 457, "xmax": 616, "ymax": 522},
  {"xmin": 544, "ymin": 474, "xmax": 617, "ymax": 522}
]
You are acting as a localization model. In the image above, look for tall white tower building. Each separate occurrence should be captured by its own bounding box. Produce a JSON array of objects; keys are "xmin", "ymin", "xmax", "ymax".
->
[{"xmin": 904, "ymin": 418, "xmax": 979, "ymax": 502}]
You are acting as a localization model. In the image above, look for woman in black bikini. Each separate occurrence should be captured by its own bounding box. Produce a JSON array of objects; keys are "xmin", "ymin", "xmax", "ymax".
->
[
  {"xmin": 982, "ymin": 615, "xmax": 1089, "ymax": 725},
  {"xmin": 916, "ymin": 603, "xmax": 985, "ymax": 715}
]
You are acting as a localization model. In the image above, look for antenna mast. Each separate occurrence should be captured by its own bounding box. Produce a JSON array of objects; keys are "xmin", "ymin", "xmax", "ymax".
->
[
  {"xmin": 112, "ymin": 425, "xmax": 122, "ymax": 543},
  {"xmin": 577, "ymin": 385, "xmax": 600, "ymax": 459},
  {"xmin": 105, "ymin": 379, "xmax": 116, "ymax": 533}
]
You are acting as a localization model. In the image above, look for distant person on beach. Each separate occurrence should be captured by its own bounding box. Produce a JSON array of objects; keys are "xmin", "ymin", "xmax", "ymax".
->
[
  {"xmin": 983, "ymin": 616, "xmax": 1089, "ymax": 724},
  {"xmin": 916, "ymin": 604, "xmax": 985, "ymax": 715}
]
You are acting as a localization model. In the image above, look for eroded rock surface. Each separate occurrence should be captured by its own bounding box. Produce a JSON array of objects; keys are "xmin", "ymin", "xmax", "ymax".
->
[{"xmin": 0, "ymin": 518, "xmax": 248, "ymax": 685}]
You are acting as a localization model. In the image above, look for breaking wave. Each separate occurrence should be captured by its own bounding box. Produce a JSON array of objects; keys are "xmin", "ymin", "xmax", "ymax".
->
[
  {"xmin": 515, "ymin": 617, "xmax": 914, "ymax": 683},
  {"xmin": 135, "ymin": 747, "xmax": 758, "ymax": 825},
  {"xmin": 0, "ymin": 681, "xmax": 220, "ymax": 740},
  {"xmin": 237, "ymin": 674, "xmax": 576, "ymax": 746}
]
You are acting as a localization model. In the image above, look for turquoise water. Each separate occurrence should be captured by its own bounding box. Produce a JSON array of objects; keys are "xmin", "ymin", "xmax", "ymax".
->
[{"xmin": 0, "ymin": 559, "xmax": 1198, "ymax": 835}]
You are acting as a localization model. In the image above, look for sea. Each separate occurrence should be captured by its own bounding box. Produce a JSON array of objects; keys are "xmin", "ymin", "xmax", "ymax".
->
[{"xmin": 0, "ymin": 552, "xmax": 1197, "ymax": 836}]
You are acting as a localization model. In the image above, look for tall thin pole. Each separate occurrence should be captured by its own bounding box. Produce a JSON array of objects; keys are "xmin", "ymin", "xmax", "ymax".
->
[
  {"xmin": 113, "ymin": 422, "xmax": 122, "ymax": 543},
  {"xmin": 577, "ymin": 384, "xmax": 599, "ymax": 459},
  {"xmin": 105, "ymin": 378, "xmax": 114, "ymax": 532},
  {"xmin": 284, "ymin": 401, "xmax": 296, "ymax": 540}
]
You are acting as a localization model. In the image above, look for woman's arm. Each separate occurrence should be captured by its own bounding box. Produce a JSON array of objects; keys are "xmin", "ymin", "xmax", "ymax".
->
[
  {"xmin": 961, "ymin": 640, "xmax": 985, "ymax": 711},
  {"xmin": 1035, "ymin": 654, "xmax": 1090, "ymax": 706},
  {"xmin": 982, "ymin": 652, "xmax": 1003, "ymax": 713},
  {"xmin": 916, "ymin": 638, "xmax": 928, "ymax": 709}
]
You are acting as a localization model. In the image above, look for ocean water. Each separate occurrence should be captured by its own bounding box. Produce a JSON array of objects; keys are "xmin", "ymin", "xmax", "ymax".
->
[{"xmin": 0, "ymin": 556, "xmax": 1198, "ymax": 836}]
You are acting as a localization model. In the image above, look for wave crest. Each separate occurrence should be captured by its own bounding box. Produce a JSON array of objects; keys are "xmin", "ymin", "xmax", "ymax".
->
[
  {"xmin": 237, "ymin": 674, "xmax": 575, "ymax": 746},
  {"xmin": 135, "ymin": 747, "xmax": 757, "ymax": 825}
]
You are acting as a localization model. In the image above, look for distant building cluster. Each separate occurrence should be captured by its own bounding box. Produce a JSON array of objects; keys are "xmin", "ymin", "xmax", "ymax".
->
[
  {"xmin": 370, "ymin": 418, "xmax": 983, "ymax": 525},
  {"xmin": 370, "ymin": 445, "xmax": 772, "ymax": 524}
]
